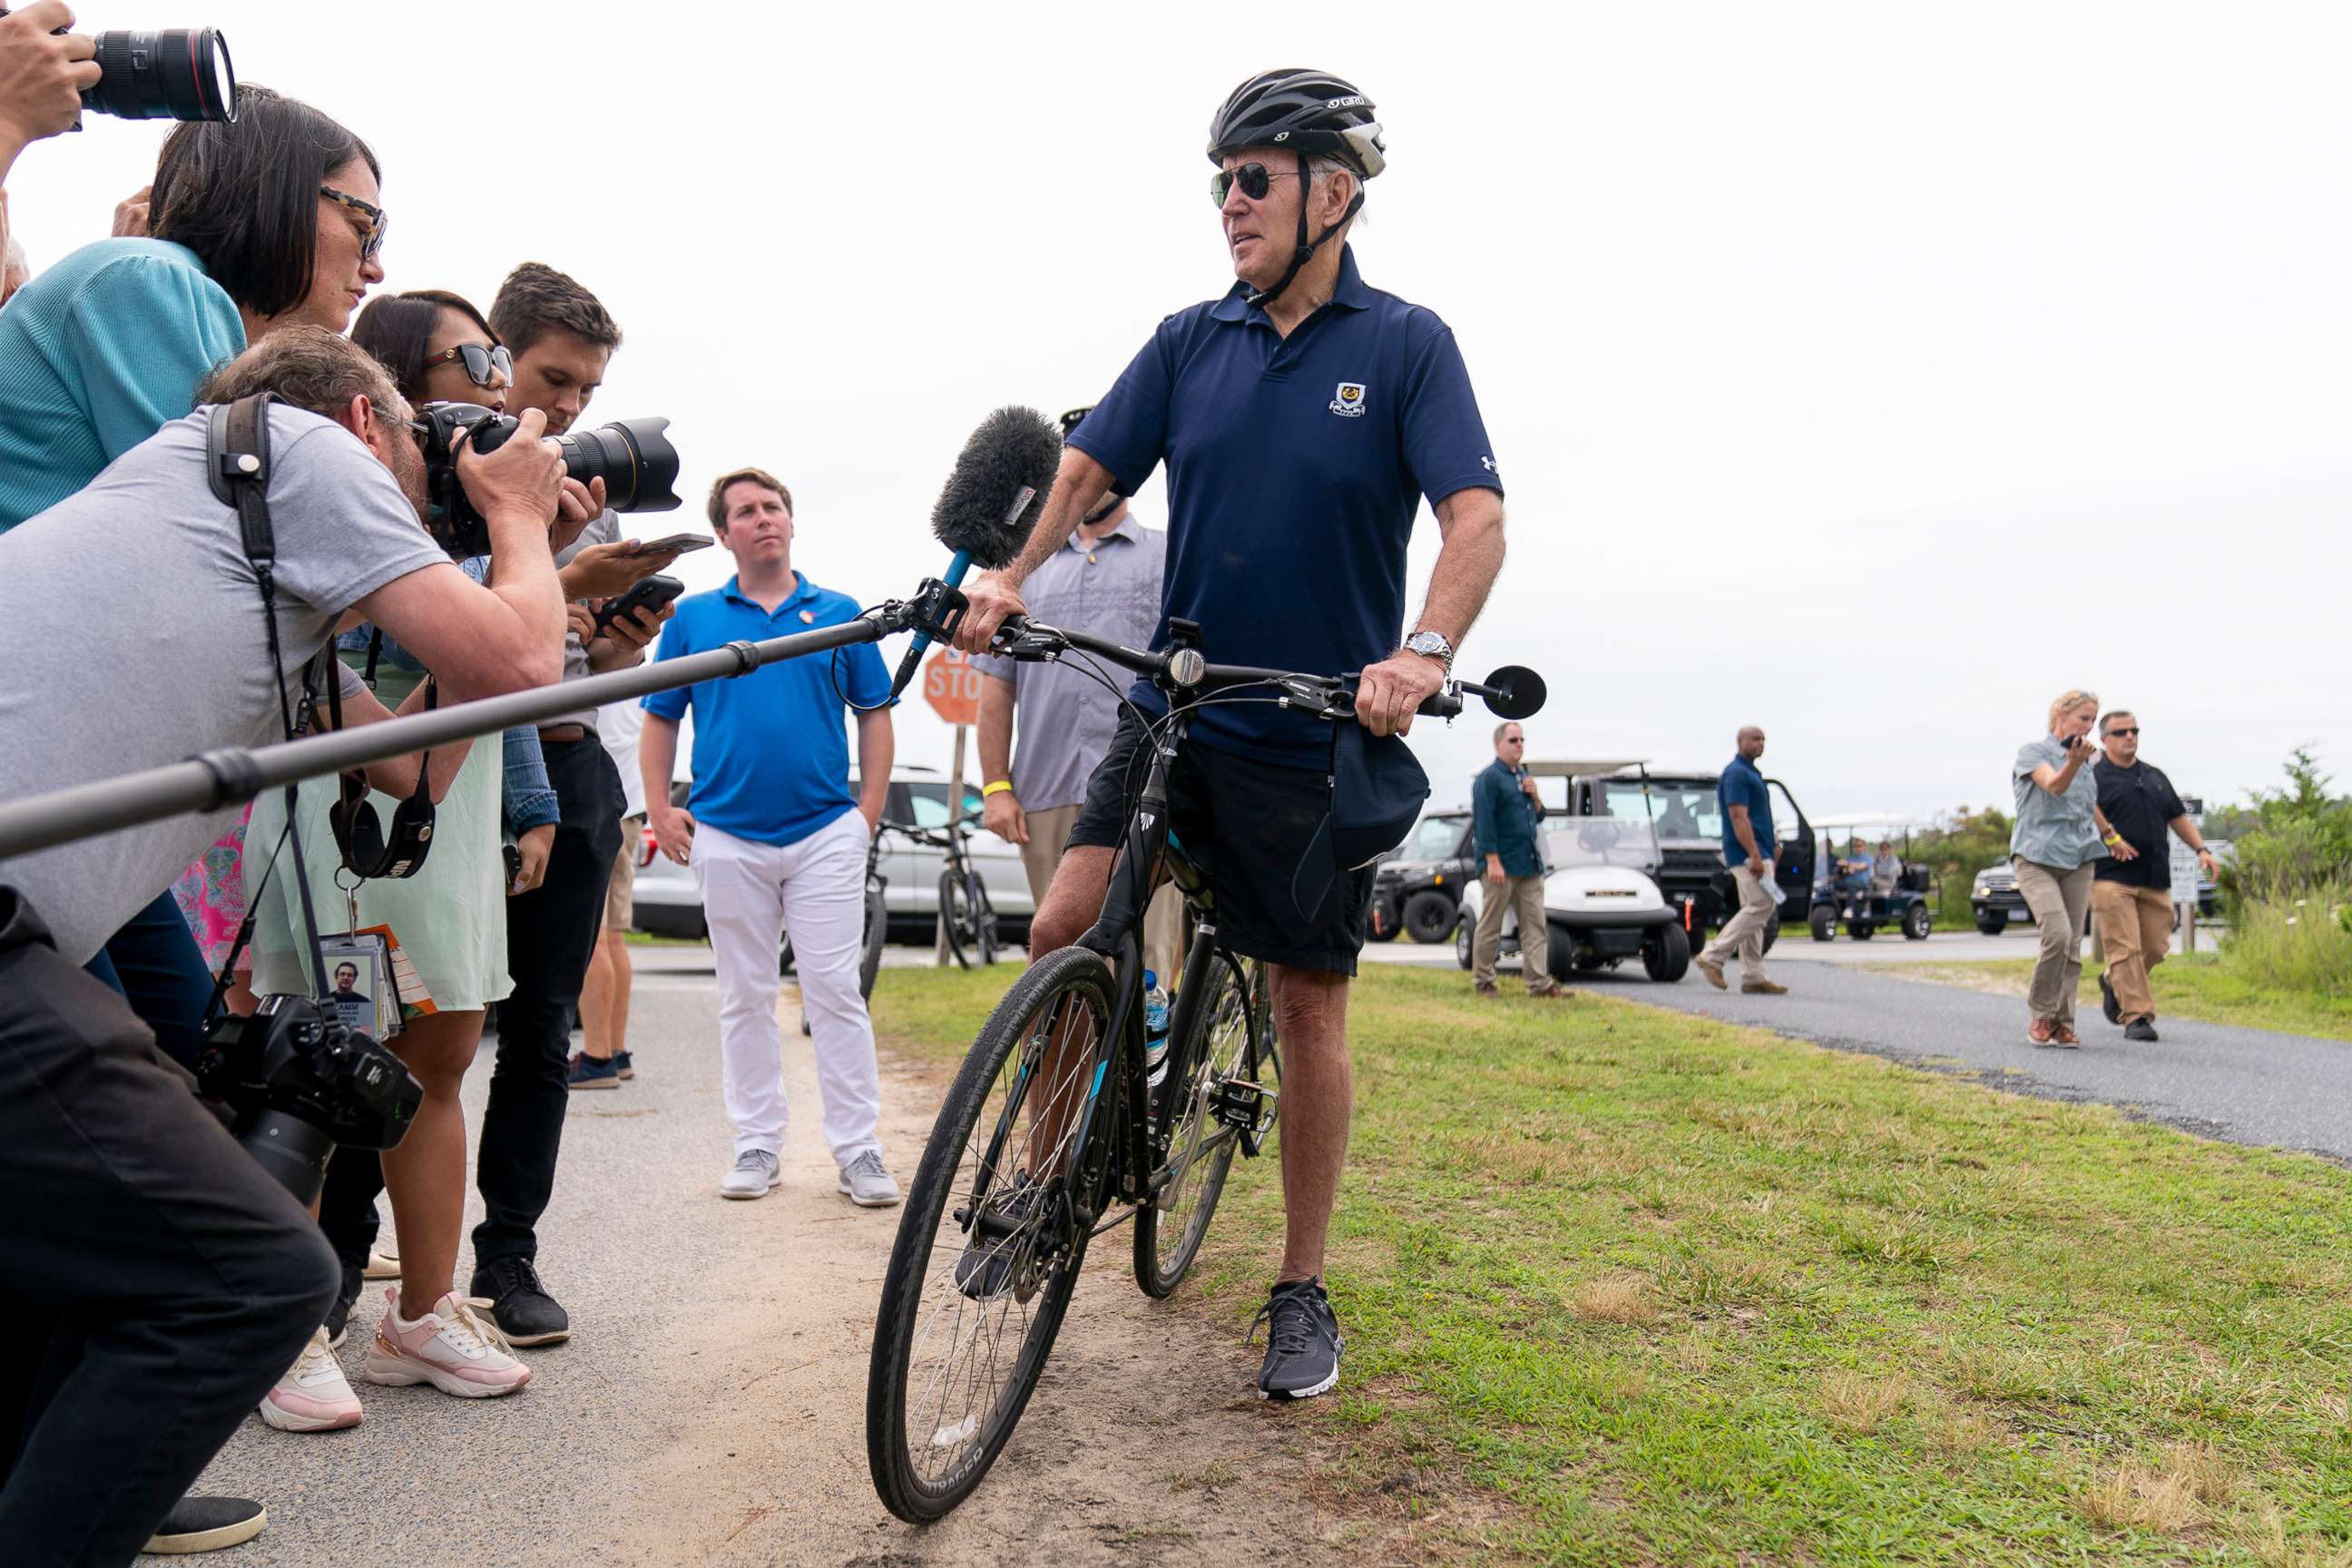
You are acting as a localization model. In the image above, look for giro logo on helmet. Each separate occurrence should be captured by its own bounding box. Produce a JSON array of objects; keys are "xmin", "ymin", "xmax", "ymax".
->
[
  {"xmin": 1330, "ymin": 382, "xmax": 1368, "ymax": 417},
  {"xmin": 1326, "ymin": 95, "xmax": 1369, "ymax": 109}
]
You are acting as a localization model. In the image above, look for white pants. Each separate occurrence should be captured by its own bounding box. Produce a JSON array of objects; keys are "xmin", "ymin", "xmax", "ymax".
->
[{"xmin": 693, "ymin": 813, "xmax": 882, "ymax": 1167}]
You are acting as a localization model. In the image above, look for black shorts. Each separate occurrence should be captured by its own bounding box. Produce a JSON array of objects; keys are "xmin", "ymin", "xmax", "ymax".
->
[{"xmin": 1066, "ymin": 710, "xmax": 1373, "ymax": 976}]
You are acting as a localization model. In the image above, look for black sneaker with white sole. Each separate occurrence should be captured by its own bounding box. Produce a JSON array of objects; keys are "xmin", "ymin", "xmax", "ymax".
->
[
  {"xmin": 470, "ymin": 1255, "xmax": 571, "ymax": 1347},
  {"xmin": 1250, "ymin": 1278, "xmax": 1344, "ymax": 1401},
  {"xmin": 143, "ymin": 1494, "xmax": 266, "ymax": 1554}
]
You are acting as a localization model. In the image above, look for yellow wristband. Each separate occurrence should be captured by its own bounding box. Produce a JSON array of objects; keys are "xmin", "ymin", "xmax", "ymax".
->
[{"xmin": 982, "ymin": 780, "xmax": 1014, "ymax": 799}]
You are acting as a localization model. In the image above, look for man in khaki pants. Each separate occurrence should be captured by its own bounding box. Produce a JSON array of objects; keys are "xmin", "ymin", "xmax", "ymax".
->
[
  {"xmin": 974, "ymin": 407, "xmax": 1181, "ymax": 981},
  {"xmin": 2090, "ymin": 710, "xmax": 2219, "ymax": 1043},
  {"xmin": 1471, "ymin": 722, "xmax": 1562, "ymax": 997},
  {"xmin": 1695, "ymin": 726, "xmax": 1788, "ymax": 995}
]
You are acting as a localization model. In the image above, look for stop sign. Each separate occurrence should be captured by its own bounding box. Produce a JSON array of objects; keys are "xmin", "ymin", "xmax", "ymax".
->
[{"xmin": 923, "ymin": 647, "xmax": 984, "ymax": 726}]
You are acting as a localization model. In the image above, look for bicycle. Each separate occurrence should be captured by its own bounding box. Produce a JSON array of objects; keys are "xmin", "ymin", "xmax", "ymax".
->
[
  {"xmin": 864, "ymin": 613, "xmax": 1540, "ymax": 1523},
  {"xmin": 892, "ymin": 813, "xmax": 1000, "ymax": 968}
]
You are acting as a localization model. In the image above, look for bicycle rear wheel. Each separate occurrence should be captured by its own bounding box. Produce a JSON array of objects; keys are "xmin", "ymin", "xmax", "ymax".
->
[
  {"xmin": 1133, "ymin": 957, "xmax": 1279, "ymax": 1298},
  {"xmin": 939, "ymin": 870, "xmax": 975, "ymax": 969},
  {"xmin": 867, "ymin": 946, "xmax": 1117, "ymax": 1522}
]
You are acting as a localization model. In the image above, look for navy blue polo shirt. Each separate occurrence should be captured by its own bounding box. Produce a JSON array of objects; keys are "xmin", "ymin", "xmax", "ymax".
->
[
  {"xmin": 642, "ymin": 573, "xmax": 893, "ymax": 848},
  {"xmin": 1717, "ymin": 755, "xmax": 1773, "ymax": 867},
  {"xmin": 1067, "ymin": 244, "xmax": 1501, "ymax": 767}
]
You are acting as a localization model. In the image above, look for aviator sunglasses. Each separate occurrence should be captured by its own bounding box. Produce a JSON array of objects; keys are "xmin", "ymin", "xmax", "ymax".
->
[
  {"xmin": 1210, "ymin": 161, "xmax": 1304, "ymax": 207},
  {"xmin": 420, "ymin": 341, "xmax": 514, "ymax": 388}
]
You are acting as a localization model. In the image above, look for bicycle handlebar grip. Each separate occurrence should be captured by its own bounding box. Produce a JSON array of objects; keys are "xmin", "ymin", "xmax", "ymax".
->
[{"xmin": 1418, "ymin": 689, "xmax": 1464, "ymax": 720}]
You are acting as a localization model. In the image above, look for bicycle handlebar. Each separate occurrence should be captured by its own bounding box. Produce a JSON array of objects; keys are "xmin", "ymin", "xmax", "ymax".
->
[{"xmin": 985, "ymin": 616, "xmax": 1465, "ymax": 721}]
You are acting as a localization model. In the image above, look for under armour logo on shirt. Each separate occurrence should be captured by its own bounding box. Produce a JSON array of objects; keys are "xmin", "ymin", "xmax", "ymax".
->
[{"xmin": 1480, "ymin": 456, "xmax": 1496, "ymax": 473}]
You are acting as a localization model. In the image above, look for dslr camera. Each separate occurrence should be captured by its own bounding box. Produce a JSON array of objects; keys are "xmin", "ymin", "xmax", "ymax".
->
[
  {"xmin": 413, "ymin": 402, "xmax": 681, "ymax": 558},
  {"xmin": 195, "ymin": 994, "xmax": 423, "ymax": 1207},
  {"xmin": 24, "ymin": 15, "xmax": 238, "ymax": 122}
]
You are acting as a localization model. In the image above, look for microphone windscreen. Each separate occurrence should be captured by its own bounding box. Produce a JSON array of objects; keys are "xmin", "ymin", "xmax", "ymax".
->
[{"xmin": 929, "ymin": 406, "xmax": 1062, "ymax": 568}]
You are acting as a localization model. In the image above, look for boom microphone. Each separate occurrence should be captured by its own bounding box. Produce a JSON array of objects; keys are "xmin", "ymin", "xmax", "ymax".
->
[{"xmin": 892, "ymin": 406, "xmax": 1063, "ymax": 694}]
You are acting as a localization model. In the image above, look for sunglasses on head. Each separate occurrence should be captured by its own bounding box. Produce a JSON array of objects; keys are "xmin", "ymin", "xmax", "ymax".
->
[
  {"xmin": 1210, "ymin": 161, "xmax": 1304, "ymax": 208},
  {"xmin": 422, "ymin": 342, "xmax": 513, "ymax": 388},
  {"xmin": 319, "ymin": 184, "xmax": 388, "ymax": 263}
]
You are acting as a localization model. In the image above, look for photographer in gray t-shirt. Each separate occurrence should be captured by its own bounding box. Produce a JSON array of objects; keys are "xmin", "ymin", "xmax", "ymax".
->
[{"xmin": 0, "ymin": 323, "xmax": 569, "ymax": 1565}]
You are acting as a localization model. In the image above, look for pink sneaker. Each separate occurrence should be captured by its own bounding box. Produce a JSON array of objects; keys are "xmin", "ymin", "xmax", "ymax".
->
[
  {"xmin": 361, "ymin": 1289, "xmax": 531, "ymax": 1398},
  {"xmin": 259, "ymin": 1326, "xmax": 361, "ymax": 1431}
]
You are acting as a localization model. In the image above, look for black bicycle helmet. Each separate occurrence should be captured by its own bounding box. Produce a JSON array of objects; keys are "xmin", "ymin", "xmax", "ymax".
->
[
  {"xmin": 1206, "ymin": 69, "xmax": 1387, "ymax": 180},
  {"xmin": 1207, "ymin": 69, "xmax": 1386, "ymax": 309}
]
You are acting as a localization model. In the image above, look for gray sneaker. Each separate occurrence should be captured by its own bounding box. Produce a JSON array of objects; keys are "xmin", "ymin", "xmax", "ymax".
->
[
  {"xmin": 720, "ymin": 1150, "xmax": 780, "ymax": 1200},
  {"xmin": 837, "ymin": 1150, "xmax": 901, "ymax": 1208}
]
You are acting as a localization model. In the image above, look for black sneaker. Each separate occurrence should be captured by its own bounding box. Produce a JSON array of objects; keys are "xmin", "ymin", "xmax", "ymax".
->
[
  {"xmin": 470, "ymin": 1255, "xmax": 571, "ymax": 1346},
  {"xmin": 324, "ymin": 1260, "xmax": 364, "ymax": 1348},
  {"xmin": 2099, "ymin": 970, "xmax": 2122, "ymax": 1025},
  {"xmin": 2124, "ymin": 1018, "xmax": 2160, "ymax": 1043},
  {"xmin": 1250, "ymin": 1279, "xmax": 1344, "ymax": 1401},
  {"xmin": 954, "ymin": 1172, "xmax": 1041, "ymax": 1301},
  {"xmin": 143, "ymin": 1494, "xmax": 266, "ymax": 1554}
]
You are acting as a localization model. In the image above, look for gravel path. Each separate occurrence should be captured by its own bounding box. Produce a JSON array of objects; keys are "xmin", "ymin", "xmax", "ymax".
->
[{"xmin": 179, "ymin": 950, "xmax": 1377, "ymax": 1565}]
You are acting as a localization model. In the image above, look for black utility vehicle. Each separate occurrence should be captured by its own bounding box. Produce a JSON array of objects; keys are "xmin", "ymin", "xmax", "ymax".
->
[{"xmin": 1367, "ymin": 809, "xmax": 1475, "ymax": 943}]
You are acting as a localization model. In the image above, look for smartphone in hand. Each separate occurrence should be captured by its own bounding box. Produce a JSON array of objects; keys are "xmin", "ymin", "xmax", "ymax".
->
[{"xmin": 592, "ymin": 573, "xmax": 685, "ymax": 638}]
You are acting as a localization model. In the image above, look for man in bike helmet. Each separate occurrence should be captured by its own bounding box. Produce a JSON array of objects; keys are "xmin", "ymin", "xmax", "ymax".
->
[{"xmin": 952, "ymin": 68, "xmax": 1508, "ymax": 1405}]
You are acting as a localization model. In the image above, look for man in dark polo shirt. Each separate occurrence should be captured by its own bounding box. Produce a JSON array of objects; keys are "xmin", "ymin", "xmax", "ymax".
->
[
  {"xmin": 2091, "ymin": 710, "xmax": 2219, "ymax": 1042},
  {"xmin": 955, "ymin": 69, "xmax": 1506, "ymax": 1403}
]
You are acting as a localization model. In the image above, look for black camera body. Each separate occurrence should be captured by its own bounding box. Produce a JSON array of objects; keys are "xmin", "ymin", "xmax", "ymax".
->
[
  {"xmin": 195, "ymin": 993, "xmax": 422, "ymax": 1206},
  {"xmin": 413, "ymin": 401, "xmax": 681, "ymax": 559}
]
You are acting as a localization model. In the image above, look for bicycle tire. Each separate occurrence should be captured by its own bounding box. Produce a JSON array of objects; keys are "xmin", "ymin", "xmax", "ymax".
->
[
  {"xmin": 939, "ymin": 870, "xmax": 973, "ymax": 969},
  {"xmin": 867, "ymin": 946, "xmax": 1117, "ymax": 1522},
  {"xmin": 1133, "ymin": 956, "xmax": 1277, "ymax": 1298},
  {"xmin": 972, "ymin": 876, "xmax": 999, "ymax": 966}
]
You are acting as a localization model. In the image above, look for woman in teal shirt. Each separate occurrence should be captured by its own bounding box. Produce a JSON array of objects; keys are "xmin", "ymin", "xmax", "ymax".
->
[
  {"xmin": 0, "ymin": 83, "xmax": 384, "ymax": 530},
  {"xmin": 0, "ymin": 83, "xmax": 386, "ymax": 1067},
  {"xmin": 2011, "ymin": 689, "xmax": 2109, "ymax": 1047}
]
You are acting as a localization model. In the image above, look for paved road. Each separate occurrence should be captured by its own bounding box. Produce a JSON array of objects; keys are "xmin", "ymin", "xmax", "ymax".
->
[{"xmin": 1482, "ymin": 955, "xmax": 2352, "ymax": 1161}]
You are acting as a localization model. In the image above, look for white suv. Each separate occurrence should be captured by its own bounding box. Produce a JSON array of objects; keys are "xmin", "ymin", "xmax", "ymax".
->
[{"xmin": 631, "ymin": 766, "xmax": 1034, "ymax": 943}]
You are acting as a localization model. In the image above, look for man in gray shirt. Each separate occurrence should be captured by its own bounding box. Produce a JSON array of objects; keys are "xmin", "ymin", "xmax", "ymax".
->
[
  {"xmin": 0, "ymin": 325, "xmax": 566, "ymax": 1565},
  {"xmin": 975, "ymin": 407, "xmax": 1180, "ymax": 983}
]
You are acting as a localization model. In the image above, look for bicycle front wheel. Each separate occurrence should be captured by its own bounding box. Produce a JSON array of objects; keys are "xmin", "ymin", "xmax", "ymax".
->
[
  {"xmin": 939, "ymin": 870, "xmax": 975, "ymax": 969},
  {"xmin": 867, "ymin": 946, "xmax": 1116, "ymax": 1523},
  {"xmin": 1133, "ymin": 956, "xmax": 1278, "ymax": 1298}
]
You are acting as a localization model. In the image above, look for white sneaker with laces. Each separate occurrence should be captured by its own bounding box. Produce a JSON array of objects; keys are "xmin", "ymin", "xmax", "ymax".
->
[
  {"xmin": 721, "ymin": 1149, "xmax": 781, "ymax": 1200},
  {"xmin": 837, "ymin": 1150, "xmax": 901, "ymax": 1208},
  {"xmin": 259, "ymin": 1325, "xmax": 362, "ymax": 1431},
  {"xmin": 361, "ymin": 1289, "xmax": 530, "ymax": 1397}
]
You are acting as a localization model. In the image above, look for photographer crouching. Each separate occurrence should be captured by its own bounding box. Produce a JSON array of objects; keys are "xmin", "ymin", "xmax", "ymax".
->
[{"xmin": 0, "ymin": 326, "xmax": 568, "ymax": 1565}]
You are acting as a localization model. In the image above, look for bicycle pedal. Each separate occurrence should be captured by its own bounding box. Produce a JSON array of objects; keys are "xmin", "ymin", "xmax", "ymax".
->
[{"xmin": 1211, "ymin": 1077, "xmax": 1277, "ymax": 1155}]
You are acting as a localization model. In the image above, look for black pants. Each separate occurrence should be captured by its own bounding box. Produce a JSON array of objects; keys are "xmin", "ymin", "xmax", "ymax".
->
[
  {"xmin": 471, "ymin": 739, "xmax": 622, "ymax": 1269},
  {"xmin": 0, "ymin": 888, "xmax": 338, "ymax": 1568}
]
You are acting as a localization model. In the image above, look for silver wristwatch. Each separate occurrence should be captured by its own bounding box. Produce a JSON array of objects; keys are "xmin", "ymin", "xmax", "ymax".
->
[{"xmin": 1401, "ymin": 629, "xmax": 1455, "ymax": 673}]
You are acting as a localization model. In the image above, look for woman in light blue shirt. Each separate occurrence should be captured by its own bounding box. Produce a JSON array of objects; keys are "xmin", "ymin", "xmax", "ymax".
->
[{"xmin": 2010, "ymin": 689, "xmax": 2107, "ymax": 1046}]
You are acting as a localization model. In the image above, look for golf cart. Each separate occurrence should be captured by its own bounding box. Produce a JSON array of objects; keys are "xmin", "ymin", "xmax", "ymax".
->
[
  {"xmin": 1367, "ymin": 808, "xmax": 1475, "ymax": 943},
  {"xmin": 1559, "ymin": 766, "xmax": 1818, "ymax": 956},
  {"xmin": 1808, "ymin": 828, "xmax": 1934, "ymax": 941},
  {"xmin": 1452, "ymin": 817, "xmax": 1690, "ymax": 983}
]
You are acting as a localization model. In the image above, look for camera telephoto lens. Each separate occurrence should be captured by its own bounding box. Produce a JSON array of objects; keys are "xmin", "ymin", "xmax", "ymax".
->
[
  {"xmin": 80, "ymin": 28, "xmax": 237, "ymax": 122},
  {"xmin": 556, "ymin": 417, "xmax": 681, "ymax": 514}
]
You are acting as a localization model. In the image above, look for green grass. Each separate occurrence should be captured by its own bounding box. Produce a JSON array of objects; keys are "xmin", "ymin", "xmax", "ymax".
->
[
  {"xmin": 1908, "ymin": 954, "xmax": 2352, "ymax": 1045},
  {"xmin": 867, "ymin": 963, "xmax": 2352, "ymax": 1565}
]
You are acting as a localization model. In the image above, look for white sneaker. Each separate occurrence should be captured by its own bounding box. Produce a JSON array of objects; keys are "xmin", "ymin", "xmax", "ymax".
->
[
  {"xmin": 259, "ymin": 1326, "xmax": 362, "ymax": 1431},
  {"xmin": 837, "ymin": 1150, "xmax": 901, "ymax": 1208},
  {"xmin": 720, "ymin": 1149, "xmax": 781, "ymax": 1200},
  {"xmin": 361, "ymin": 1289, "xmax": 531, "ymax": 1398}
]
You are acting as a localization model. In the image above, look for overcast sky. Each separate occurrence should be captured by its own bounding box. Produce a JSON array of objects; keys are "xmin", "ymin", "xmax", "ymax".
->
[{"xmin": 16, "ymin": 2, "xmax": 2345, "ymax": 826}]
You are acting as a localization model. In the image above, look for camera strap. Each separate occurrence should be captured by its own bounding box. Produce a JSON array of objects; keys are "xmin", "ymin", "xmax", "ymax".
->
[
  {"xmin": 324, "ymin": 650, "xmax": 439, "ymax": 880},
  {"xmin": 206, "ymin": 391, "xmax": 338, "ymax": 1000}
]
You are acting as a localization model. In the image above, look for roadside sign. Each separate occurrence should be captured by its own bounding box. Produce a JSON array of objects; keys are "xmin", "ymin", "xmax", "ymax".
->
[
  {"xmin": 2169, "ymin": 802, "xmax": 2204, "ymax": 909},
  {"xmin": 923, "ymin": 648, "xmax": 983, "ymax": 726}
]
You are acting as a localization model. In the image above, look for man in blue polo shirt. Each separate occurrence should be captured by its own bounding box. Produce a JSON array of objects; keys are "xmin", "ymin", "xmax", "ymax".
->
[
  {"xmin": 639, "ymin": 466, "xmax": 901, "ymax": 1209},
  {"xmin": 1695, "ymin": 726, "xmax": 1788, "ymax": 995},
  {"xmin": 954, "ymin": 70, "xmax": 1508, "ymax": 1403}
]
